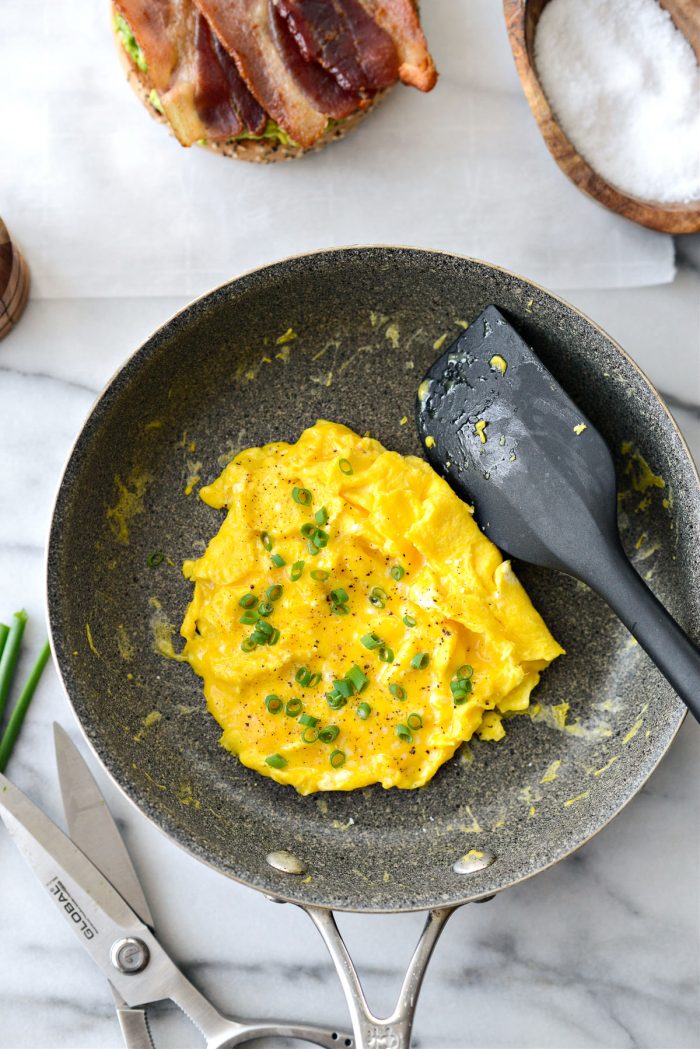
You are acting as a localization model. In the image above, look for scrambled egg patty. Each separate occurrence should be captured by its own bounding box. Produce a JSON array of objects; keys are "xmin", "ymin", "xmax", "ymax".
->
[{"xmin": 181, "ymin": 421, "xmax": 563, "ymax": 793}]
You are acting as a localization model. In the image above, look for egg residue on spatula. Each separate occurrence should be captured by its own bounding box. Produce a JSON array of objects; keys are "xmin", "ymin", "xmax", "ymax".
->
[{"xmin": 180, "ymin": 421, "xmax": 563, "ymax": 794}]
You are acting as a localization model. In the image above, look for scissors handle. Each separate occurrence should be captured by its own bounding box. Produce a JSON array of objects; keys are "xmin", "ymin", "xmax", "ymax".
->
[
  {"xmin": 0, "ymin": 774, "xmax": 351, "ymax": 1049},
  {"xmin": 108, "ymin": 933, "xmax": 352, "ymax": 1049},
  {"xmin": 167, "ymin": 965, "xmax": 353, "ymax": 1048}
]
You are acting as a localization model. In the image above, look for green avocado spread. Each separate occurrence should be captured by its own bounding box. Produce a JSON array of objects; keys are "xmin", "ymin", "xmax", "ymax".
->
[
  {"xmin": 233, "ymin": 121, "xmax": 296, "ymax": 147},
  {"xmin": 114, "ymin": 12, "xmax": 147, "ymax": 72},
  {"xmin": 148, "ymin": 88, "xmax": 164, "ymax": 115},
  {"xmin": 114, "ymin": 13, "xmax": 301, "ymax": 146}
]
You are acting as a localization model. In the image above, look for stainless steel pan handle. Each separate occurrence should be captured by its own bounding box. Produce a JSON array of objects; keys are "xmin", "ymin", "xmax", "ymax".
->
[{"xmin": 302, "ymin": 905, "xmax": 457, "ymax": 1049}]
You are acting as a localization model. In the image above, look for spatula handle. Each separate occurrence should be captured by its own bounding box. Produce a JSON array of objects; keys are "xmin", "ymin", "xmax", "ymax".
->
[{"xmin": 590, "ymin": 544, "xmax": 700, "ymax": 723}]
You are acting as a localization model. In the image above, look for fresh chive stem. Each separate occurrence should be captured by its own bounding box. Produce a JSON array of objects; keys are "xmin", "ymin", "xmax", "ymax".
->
[
  {"xmin": 265, "ymin": 694, "xmax": 283, "ymax": 714},
  {"xmin": 0, "ymin": 611, "xmax": 28, "ymax": 723},
  {"xmin": 326, "ymin": 691, "xmax": 347, "ymax": 710},
  {"xmin": 369, "ymin": 587, "xmax": 386, "ymax": 608},
  {"xmin": 0, "ymin": 624, "xmax": 9, "ymax": 663},
  {"xmin": 450, "ymin": 678, "xmax": 472, "ymax": 696},
  {"xmin": 346, "ymin": 665, "xmax": 368, "ymax": 693},
  {"xmin": 295, "ymin": 666, "xmax": 313, "ymax": 687},
  {"xmin": 451, "ymin": 668, "xmax": 474, "ymax": 705},
  {"xmin": 291, "ymin": 560, "xmax": 305, "ymax": 581},
  {"xmin": 292, "ymin": 487, "xmax": 312, "ymax": 506},
  {"xmin": 265, "ymin": 754, "xmax": 287, "ymax": 769},
  {"xmin": 293, "ymin": 668, "xmax": 321, "ymax": 688},
  {"xmin": 361, "ymin": 632, "xmax": 382, "ymax": 650},
  {"xmin": 0, "ymin": 639, "xmax": 50, "ymax": 773}
]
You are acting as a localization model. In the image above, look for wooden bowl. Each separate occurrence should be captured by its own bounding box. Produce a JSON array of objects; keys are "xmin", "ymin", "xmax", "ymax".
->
[
  {"xmin": 503, "ymin": 0, "xmax": 700, "ymax": 234},
  {"xmin": 0, "ymin": 218, "xmax": 30, "ymax": 341}
]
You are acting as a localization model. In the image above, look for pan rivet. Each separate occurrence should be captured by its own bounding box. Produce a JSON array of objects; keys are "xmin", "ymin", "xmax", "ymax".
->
[
  {"xmin": 452, "ymin": 848, "xmax": 496, "ymax": 875},
  {"xmin": 266, "ymin": 850, "xmax": 307, "ymax": 876},
  {"xmin": 110, "ymin": 936, "xmax": 150, "ymax": 974}
]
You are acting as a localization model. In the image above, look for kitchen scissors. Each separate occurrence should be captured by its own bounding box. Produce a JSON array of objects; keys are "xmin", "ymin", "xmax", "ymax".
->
[{"xmin": 0, "ymin": 724, "xmax": 353, "ymax": 1049}]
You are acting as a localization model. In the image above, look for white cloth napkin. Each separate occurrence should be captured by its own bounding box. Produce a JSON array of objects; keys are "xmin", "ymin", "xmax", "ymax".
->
[{"xmin": 0, "ymin": 0, "xmax": 674, "ymax": 299}]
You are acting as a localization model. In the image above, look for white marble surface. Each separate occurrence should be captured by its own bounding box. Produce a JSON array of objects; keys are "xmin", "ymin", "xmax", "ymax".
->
[{"xmin": 0, "ymin": 268, "xmax": 698, "ymax": 1049}]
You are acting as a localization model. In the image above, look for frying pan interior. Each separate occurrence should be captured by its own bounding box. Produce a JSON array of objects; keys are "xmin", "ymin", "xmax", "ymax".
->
[{"xmin": 47, "ymin": 248, "xmax": 697, "ymax": 912}]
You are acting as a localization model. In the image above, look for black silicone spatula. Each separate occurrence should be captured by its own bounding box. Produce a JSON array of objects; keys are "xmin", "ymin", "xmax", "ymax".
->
[{"xmin": 416, "ymin": 305, "xmax": 700, "ymax": 723}]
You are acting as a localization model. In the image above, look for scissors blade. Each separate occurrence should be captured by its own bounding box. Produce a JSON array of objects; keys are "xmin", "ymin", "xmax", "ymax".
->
[
  {"xmin": 113, "ymin": 1000, "xmax": 155, "ymax": 1049},
  {"xmin": 0, "ymin": 772, "xmax": 173, "ymax": 1008},
  {"xmin": 53, "ymin": 726, "xmax": 156, "ymax": 1048},
  {"xmin": 54, "ymin": 723, "xmax": 153, "ymax": 928}
]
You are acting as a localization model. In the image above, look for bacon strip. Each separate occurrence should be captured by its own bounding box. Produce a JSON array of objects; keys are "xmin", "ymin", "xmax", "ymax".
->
[
  {"xmin": 357, "ymin": 0, "xmax": 437, "ymax": 91},
  {"xmin": 193, "ymin": 0, "xmax": 329, "ymax": 147},
  {"xmin": 270, "ymin": 2, "xmax": 364, "ymax": 119},
  {"xmin": 277, "ymin": 0, "xmax": 398, "ymax": 95},
  {"xmin": 194, "ymin": 14, "xmax": 244, "ymax": 138},
  {"xmin": 340, "ymin": 0, "xmax": 400, "ymax": 92},
  {"xmin": 115, "ymin": 0, "xmax": 202, "ymax": 144},
  {"xmin": 116, "ymin": 0, "xmax": 252, "ymax": 145},
  {"xmin": 212, "ymin": 33, "xmax": 268, "ymax": 133}
]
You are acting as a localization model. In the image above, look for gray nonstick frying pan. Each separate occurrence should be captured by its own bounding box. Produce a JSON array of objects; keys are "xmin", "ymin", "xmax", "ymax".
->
[{"xmin": 47, "ymin": 248, "xmax": 699, "ymax": 1046}]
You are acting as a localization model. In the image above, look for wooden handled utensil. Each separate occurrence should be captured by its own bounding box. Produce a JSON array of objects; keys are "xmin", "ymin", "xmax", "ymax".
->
[{"xmin": 0, "ymin": 218, "xmax": 30, "ymax": 342}]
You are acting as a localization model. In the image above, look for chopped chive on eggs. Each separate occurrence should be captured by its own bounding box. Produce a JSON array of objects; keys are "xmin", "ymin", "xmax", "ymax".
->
[{"xmin": 180, "ymin": 420, "xmax": 563, "ymax": 794}]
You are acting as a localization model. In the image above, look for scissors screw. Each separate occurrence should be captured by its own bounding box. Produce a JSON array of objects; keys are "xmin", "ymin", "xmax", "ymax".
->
[{"xmin": 110, "ymin": 936, "xmax": 150, "ymax": 974}]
